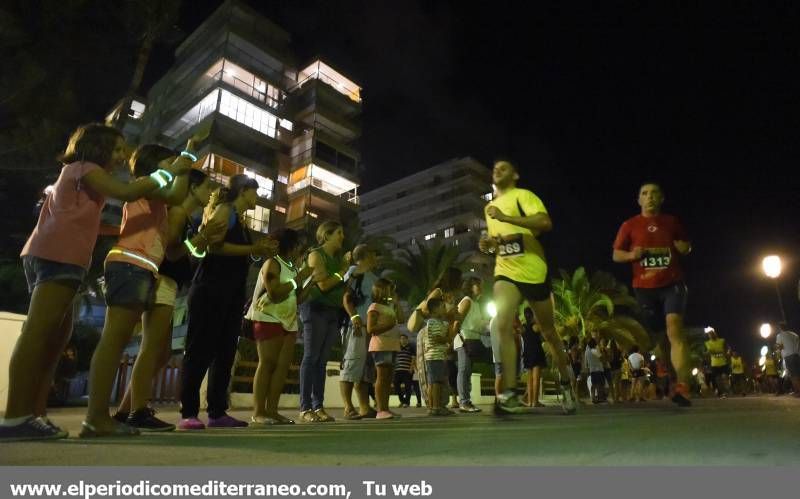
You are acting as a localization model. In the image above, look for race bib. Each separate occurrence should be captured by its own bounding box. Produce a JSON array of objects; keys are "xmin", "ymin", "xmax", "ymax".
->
[
  {"xmin": 497, "ymin": 234, "xmax": 524, "ymax": 258},
  {"xmin": 640, "ymin": 247, "xmax": 671, "ymax": 269}
]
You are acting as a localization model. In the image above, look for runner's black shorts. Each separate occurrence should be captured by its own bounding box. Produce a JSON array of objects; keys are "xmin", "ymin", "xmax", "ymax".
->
[
  {"xmin": 710, "ymin": 365, "xmax": 730, "ymax": 378},
  {"xmin": 495, "ymin": 275, "xmax": 551, "ymax": 302},
  {"xmin": 634, "ymin": 282, "xmax": 688, "ymax": 331}
]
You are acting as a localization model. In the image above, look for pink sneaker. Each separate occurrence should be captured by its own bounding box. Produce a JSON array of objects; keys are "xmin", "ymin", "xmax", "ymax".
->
[
  {"xmin": 207, "ymin": 414, "xmax": 248, "ymax": 428},
  {"xmin": 177, "ymin": 417, "xmax": 205, "ymax": 430},
  {"xmin": 375, "ymin": 411, "xmax": 394, "ymax": 420}
]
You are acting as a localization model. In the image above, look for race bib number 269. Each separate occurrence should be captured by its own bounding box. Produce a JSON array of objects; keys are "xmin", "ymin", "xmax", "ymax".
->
[{"xmin": 497, "ymin": 234, "xmax": 524, "ymax": 258}]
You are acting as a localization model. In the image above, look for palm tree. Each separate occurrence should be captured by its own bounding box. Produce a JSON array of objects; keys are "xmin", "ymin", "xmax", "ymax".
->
[
  {"xmin": 384, "ymin": 241, "xmax": 468, "ymax": 305},
  {"xmin": 552, "ymin": 267, "xmax": 651, "ymax": 351},
  {"xmin": 110, "ymin": 0, "xmax": 182, "ymax": 133}
]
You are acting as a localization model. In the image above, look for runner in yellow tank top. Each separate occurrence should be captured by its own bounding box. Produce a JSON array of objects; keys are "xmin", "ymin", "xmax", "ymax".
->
[{"xmin": 479, "ymin": 159, "xmax": 577, "ymax": 415}]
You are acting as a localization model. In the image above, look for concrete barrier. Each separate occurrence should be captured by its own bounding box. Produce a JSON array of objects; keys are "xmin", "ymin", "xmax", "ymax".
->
[{"xmin": 0, "ymin": 312, "xmax": 25, "ymax": 411}]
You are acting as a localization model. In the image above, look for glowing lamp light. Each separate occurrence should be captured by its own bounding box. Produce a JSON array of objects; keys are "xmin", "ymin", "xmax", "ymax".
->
[
  {"xmin": 691, "ymin": 368, "xmax": 699, "ymax": 376},
  {"xmin": 704, "ymin": 326, "xmax": 714, "ymax": 334},
  {"xmin": 486, "ymin": 302, "xmax": 497, "ymax": 318},
  {"xmin": 760, "ymin": 346, "xmax": 769, "ymax": 357},
  {"xmin": 759, "ymin": 356, "xmax": 766, "ymax": 367},
  {"xmin": 762, "ymin": 255, "xmax": 782, "ymax": 279},
  {"xmin": 650, "ymin": 354, "xmax": 656, "ymax": 361},
  {"xmin": 760, "ymin": 323, "xmax": 772, "ymax": 339}
]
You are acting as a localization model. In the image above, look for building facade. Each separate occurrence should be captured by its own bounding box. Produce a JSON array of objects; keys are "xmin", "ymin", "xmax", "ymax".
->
[
  {"xmin": 359, "ymin": 157, "xmax": 494, "ymax": 277},
  {"xmin": 107, "ymin": 0, "xmax": 362, "ymax": 233}
]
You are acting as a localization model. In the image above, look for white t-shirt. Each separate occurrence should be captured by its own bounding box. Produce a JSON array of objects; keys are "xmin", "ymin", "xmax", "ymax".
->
[
  {"xmin": 776, "ymin": 330, "xmax": 799, "ymax": 358},
  {"xmin": 585, "ymin": 346, "xmax": 605, "ymax": 373},
  {"xmin": 628, "ymin": 352, "xmax": 645, "ymax": 370}
]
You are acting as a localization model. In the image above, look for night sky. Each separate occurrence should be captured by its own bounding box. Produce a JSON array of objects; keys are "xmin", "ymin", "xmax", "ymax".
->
[{"xmin": 25, "ymin": 1, "xmax": 800, "ymax": 359}]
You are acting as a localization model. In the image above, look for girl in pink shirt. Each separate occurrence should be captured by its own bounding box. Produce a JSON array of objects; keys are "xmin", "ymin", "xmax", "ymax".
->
[
  {"xmin": 366, "ymin": 278, "xmax": 404, "ymax": 420},
  {"xmin": 1, "ymin": 123, "xmax": 188, "ymax": 443},
  {"xmin": 82, "ymin": 141, "xmax": 199, "ymax": 438}
]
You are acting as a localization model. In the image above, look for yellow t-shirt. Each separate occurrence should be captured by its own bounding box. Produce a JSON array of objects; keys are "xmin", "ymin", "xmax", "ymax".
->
[
  {"xmin": 730, "ymin": 356, "xmax": 744, "ymax": 374},
  {"xmin": 764, "ymin": 356, "xmax": 778, "ymax": 376},
  {"xmin": 705, "ymin": 338, "xmax": 728, "ymax": 367},
  {"xmin": 485, "ymin": 188, "xmax": 548, "ymax": 284}
]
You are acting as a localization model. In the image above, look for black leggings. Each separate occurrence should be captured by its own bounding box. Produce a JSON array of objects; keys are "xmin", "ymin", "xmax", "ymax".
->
[{"xmin": 180, "ymin": 284, "xmax": 244, "ymax": 419}]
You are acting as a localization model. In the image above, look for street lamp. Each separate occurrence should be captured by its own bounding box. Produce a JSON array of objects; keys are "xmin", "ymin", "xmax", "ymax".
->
[
  {"xmin": 760, "ymin": 345, "xmax": 769, "ymax": 356},
  {"xmin": 760, "ymin": 323, "xmax": 772, "ymax": 339},
  {"xmin": 691, "ymin": 368, "xmax": 699, "ymax": 376},
  {"xmin": 762, "ymin": 255, "xmax": 787, "ymax": 323}
]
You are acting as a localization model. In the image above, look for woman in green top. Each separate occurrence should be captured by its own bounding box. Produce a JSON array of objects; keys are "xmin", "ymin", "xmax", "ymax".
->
[{"xmin": 298, "ymin": 221, "xmax": 348, "ymax": 423}]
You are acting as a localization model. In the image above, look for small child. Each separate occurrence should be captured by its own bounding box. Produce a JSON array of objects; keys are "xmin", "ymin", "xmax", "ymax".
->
[
  {"xmin": 366, "ymin": 278, "xmax": 403, "ymax": 420},
  {"xmin": 393, "ymin": 334, "xmax": 415, "ymax": 408},
  {"xmin": 423, "ymin": 298, "xmax": 452, "ymax": 416},
  {"xmin": 627, "ymin": 345, "xmax": 646, "ymax": 402}
]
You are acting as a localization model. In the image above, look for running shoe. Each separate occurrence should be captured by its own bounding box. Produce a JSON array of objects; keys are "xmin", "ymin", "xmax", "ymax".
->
[
  {"xmin": 671, "ymin": 383, "xmax": 692, "ymax": 407},
  {"xmin": 459, "ymin": 402, "xmax": 481, "ymax": 413},
  {"xmin": 376, "ymin": 411, "xmax": 394, "ymax": 420},
  {"xmin": 299, "ymin": 410, "xmax": 320, "ymax": 423},
  {"xmin": 314, "ymin": 408, "xmax": 335, "ymax": 423},
  {"xmin": 494, "ymin": 391, "xmax": 526, "ymax": 415},
  {"xmin": 79, "ymin": 420, "xmax": 140, "ymax": 438},
  {"xmin": 0, "ymin": 416, "xmax": 68, "ymax": 442},
  {"xmin": 127, "ymin": 407, "xmax": 175, "ymax": 432}
]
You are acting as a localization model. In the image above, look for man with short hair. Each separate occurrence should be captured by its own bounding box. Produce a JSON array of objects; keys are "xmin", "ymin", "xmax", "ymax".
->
[
  {"xmin": 774, "ymin": 323, "xmax": 800, "ymax": 396},
  {"xmin": 479, "ymin": 159, "xmax": 577, "ymax": 415},
  {"xmin": 613, "ymin": 182, "xmax": 693, "ymax": 407},
  {"xmin": 340, "ymin": 244, "xmax": 379, "ymax": 419}
]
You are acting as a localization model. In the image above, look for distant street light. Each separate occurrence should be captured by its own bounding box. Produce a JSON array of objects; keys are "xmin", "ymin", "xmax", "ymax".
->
[
  {"xmin": 760, "ymin": 323, "xmax": 772, "ymax": 339},
  {"xmin": 760, "ymin": 345, "xmax": 769, "ymax": 356},
  {"xmin": 762, "ymin": 255, "xmax": 787, "ymax": 323},
  {"xmin": 762, "ymin": 255, "xmax": 782, "ymax": 278},
  {"xmin": 691, "ymin": 368, "xmax": 699, "ymax": 376},
  {"xmin": 650, "ymin": 354, "xmax": 656, "ymax": 361},
  {"xmin": 759, "ymin": 356, "xmax": 766, "ymax": 367}
]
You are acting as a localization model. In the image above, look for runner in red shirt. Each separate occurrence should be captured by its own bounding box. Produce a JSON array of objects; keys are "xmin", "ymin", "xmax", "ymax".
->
[{"xmin": 613, "ymin": 183, "xmax": 692, "ymax": 407}]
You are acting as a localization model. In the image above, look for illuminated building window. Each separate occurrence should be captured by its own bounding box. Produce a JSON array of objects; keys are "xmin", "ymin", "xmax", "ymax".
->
[
  {"xmin": 482, "ymin": 192, "xmax": 493, "ymax": 201},
  {"xmin": 297, "ymin": 60, "xmax": 361, "ymax": 102},
  {"xmin": 424, "ymin": 233, "xmax": 436, "ymax": 241},
  {"xmin": 275, "ymin": 205, "xmax": 286, "ymax": 213},
  {"xmin": 244, "ymin": 205, "xmax": 270, "ymax": 233},
  {"xmin": 244, "ymin": 169, "xmax": 274, "ymax": 200},
  {"xmin": 286, "ymin": 164, "xmax": 359, "ymax": 204},
  {"xmin": 444, "ymin": 227, "xmax": 455, "ymax": 238}
]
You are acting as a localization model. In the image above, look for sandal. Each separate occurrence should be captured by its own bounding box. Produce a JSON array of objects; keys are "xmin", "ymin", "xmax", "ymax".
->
[
  {"xmin": 79, "ymin": 420, "xmax": 140, "ymax": 438},
  {"xmin": 343, "ymin": 409, "xmax": 362, "ymax": 420},
  {"xmin": 269, "ymin": 413, "xmax": 295, "ymax": 425}
]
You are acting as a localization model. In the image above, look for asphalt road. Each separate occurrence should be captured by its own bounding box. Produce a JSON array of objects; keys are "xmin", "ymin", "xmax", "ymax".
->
[{"xmin": 2, "ymin": 395, "xmax": 798, "ymax": 466}]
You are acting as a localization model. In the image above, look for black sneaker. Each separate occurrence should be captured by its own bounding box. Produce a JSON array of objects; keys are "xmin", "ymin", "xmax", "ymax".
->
[
  {"xmin": 112, "ymin": 411, "xmax": 129, "ymax": 424},
  {"xmin": 127, "ymin": 408, "xmax": 176, "ymax": 432},
  {"xmin": 0, "ymin": 416, "xmax": 68, "ymax": 442}
]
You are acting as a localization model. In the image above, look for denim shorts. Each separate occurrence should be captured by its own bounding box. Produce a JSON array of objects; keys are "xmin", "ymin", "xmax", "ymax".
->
[
  {"xmin": 371, "ymin": 351, "xmax": 396, "ymax": 367},
  {"xmin": 104, "ymin": 262, "xmax": 156, "ymax": 308},
  {"xmin": 22, "ymin": 255, "xmax": 86, "ymax": 292},
  {"xmin": 426, "ymin": 360, "xmax": 447, "ymax": 384}
]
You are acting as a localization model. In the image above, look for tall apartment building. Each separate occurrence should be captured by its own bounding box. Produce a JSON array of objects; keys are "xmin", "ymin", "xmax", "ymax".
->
[
  {"xmin": 359, "ymin": 157, "xmax": 494, "ymax": 277},
  {"xmin": 106, "ymin": 0, "xmax": 362, "ymax": 233}
]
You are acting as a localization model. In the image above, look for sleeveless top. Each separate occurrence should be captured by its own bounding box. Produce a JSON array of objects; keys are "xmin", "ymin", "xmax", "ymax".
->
[
  {"xmin": 192, "ymin": 205, "xmax": 251, "ymax": 295},
  {"xmin": 105, "ymin": 198, "xmax": 169, "ymax": 274},
  {"xmin": 159, "ymin": 213, "xmax": 200, "ymax": 287},
  {"xmin": 305, "ymin": 246, "xmax": 345, "ymax": 308},
  {"xmin": 245, "ymin": 256, "xmax": 299, "ymax": 331}
]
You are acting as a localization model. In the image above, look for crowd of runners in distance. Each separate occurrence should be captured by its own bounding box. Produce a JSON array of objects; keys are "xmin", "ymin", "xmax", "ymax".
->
[{"xmin": 2, "ymin": 122, "xmax": 799, "ymax": 443}]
